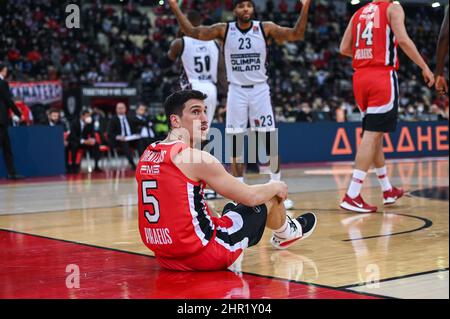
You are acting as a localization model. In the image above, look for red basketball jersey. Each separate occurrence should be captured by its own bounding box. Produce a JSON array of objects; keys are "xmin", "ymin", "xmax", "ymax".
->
[
  {"xmin": 136, "ymin": 141, "xmax": 215, "ymax": 259},
  {"xmin": 351, "ymin": 1, "xmax": 399, "ymax": 70}
]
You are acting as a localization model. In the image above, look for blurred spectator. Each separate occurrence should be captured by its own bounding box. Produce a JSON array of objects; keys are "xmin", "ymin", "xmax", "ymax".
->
[
  {"xmin": 108, "ymin": 102, "xmax": 139, "ymax": 170},
  {"xmin": 91, "ymin": 107, "xmax": 108, "ymax": 145},
  {"xmin": 68, "ymin": 109, "xmax": 102, "ymax": 174},
  {"xmin": 0, "ymin": 0, "xmax": 447, "ymax": 122},
  {"xmin": 133, "ymin": 103, "xmax": 156, "ymax": 155}
]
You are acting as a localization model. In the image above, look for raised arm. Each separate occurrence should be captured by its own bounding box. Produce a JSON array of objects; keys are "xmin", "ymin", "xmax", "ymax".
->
[
  {"xmin": 340, "ymin": 15, "xmax": 354, "ymax": 58},
  {"xmin": 174, "ymin": 149, "xmax": 287, "ymax": 207},
  {"xmin": 435, "ymin": 6, "xmax": 449, "ymax": 95},
  {"xmin": 263, "ymin": 0, "xmax": 312, "ymax": 43},
  {"xmin": 168, "ymin": 0, "xmax": 226, "ymax": 41},
  {"xmin": 388, "ymin": 3, "xmax": 435, "ymax": 87}
]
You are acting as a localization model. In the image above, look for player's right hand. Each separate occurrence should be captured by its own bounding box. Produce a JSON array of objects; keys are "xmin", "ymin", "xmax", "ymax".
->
[
  {"xmin": 435, "ymin": 75, "xmax": 448, "ymax": 96},
  {"xmin": 272, "ymin": 181, "xmax": 288, "ymax": 202},
  {"xmin": 422, "ymin": 68, "xmax": 435, "ymax": 87}
]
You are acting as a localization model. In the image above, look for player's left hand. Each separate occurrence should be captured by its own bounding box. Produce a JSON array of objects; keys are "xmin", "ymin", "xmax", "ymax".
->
[{"xmin": 435, "ymin": 75, "xmax": 448, "ymax": 96}]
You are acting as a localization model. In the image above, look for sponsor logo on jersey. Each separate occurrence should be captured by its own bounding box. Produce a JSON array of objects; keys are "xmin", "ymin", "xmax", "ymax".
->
[
  {"xmin": 196, "ymin": 46, "xmax": 208, "ymax": 53},
  {"xmin": 140, "ymin": 165, "xmax": 160, "ymax": 175},
  {"xmin": 253, "ymin": 26, "xmax": 259, "ymax": 33},
  {"xmin": 141, "ymin": 150, "xmax": 167, "ymax": 163},
  {"xmin": 230, "ymin": 53, "xmax": 262, "ymax": 72}
]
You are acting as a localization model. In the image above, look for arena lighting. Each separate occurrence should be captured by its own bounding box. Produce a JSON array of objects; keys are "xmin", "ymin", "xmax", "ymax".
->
[
  {"xmin": 159, "ymin": 0, "xmax": 164, "ymax": 5},
  {"xmin": 350, "ymin": 0, "xmax": 361, "ymax": 5},
  {"xmin": 432, "ymin": 2, "xmax": 441, "ymax": 8}
]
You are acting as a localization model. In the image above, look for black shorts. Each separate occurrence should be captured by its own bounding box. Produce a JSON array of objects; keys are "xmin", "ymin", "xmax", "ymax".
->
[
  {"xmin": 216, "ymin": 203, "xmax": 268, "ymax": 248},
  {"xmin": 362, "ymin": 106, "xmax": 398, "ymax": 133}
]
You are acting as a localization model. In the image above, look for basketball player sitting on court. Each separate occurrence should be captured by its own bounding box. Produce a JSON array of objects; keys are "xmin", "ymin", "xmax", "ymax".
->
[
  {"xmin": 339, "ymin": 0, "xmax": 435, "ymax": 213},
  {"xmin": 136, "ymin": 90, "xmax": 317, "ymax": 271},
  {"xmin": 168, "ymin": 0, "xmax": 312, "ymax": 211}
]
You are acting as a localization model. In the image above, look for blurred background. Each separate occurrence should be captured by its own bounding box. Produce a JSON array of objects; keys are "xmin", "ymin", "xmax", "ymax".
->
[{"xmin": 0, "ymin": 0, "xmax": 448, "ymax": 177}]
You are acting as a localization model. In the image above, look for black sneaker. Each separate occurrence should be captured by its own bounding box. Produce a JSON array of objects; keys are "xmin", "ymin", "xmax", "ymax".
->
[
  {"xmin": 270, "ymin": 212, "xmax": 317, "ymax": 249},
  {"xmin": 297, "ymin": 212, "xmax": 317, "ymax": 240}
]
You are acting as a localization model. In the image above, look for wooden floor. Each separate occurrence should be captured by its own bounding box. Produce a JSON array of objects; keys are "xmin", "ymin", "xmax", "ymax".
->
[{"xmin": 0, "ymin": 158, "xmax": 448, "ymax": 299}]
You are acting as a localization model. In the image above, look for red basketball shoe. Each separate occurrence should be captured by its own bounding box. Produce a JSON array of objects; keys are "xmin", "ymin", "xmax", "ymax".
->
[
  {"xmin": 383, "ymin": 187, "xmax": 404, "ymax": 205},
  {"xmin": 340, "ymin": 194, "xmax": 377, "ymax": 213}
]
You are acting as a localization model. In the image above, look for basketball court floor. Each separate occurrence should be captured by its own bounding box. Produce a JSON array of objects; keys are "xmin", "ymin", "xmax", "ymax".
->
[{"xmin": 0, "ymin": 157, "xmax": 448, "ymax": 299}]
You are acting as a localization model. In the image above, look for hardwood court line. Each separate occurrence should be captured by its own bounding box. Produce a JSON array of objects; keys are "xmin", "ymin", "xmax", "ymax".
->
[
  {"xmin": 0, "ymin": 228, "xmax": 390, "ymax": 299},
  {"xmin": 0, "ymin": 186, "xmax": 387, "ymax": 217},
  {"xmin": 342, "ymin": 213, "xmax": 433, "ymax": 242},
  {"xmin": 0, "ymin": 176, "xmax": 136, "ymax": 189},
  {"xmin": 0, "ymin": 204, "xmax": 126, "ymax": 217},
  {"xmin": 337, "ymin": 268, "xmax": 450, "ymax": 289}
]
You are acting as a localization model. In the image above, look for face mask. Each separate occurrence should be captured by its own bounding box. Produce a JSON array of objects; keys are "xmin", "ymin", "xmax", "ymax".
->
[{"xmin": 84, "ymin": 116, "xmax": 93, "ymax": 124}]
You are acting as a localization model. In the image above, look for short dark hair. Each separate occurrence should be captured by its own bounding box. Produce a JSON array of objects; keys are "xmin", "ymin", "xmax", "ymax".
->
[
  {"xmin": 233, "ymin": 0, "xmax": 255, "ymax": 9},
  {"xmin": 0, "ymin": 62, "xmax": 7, "ymax": 72},
  {"xmin": 80, "ymin": 108, "xmax": 91, "ymax": 117},
  {"xmin": 163, "ymin": 90, "xmax": 207, "ymax": 128},
  {"xmin": 48, "ymin": 108, "xmax": 59, "ymax": 115}
]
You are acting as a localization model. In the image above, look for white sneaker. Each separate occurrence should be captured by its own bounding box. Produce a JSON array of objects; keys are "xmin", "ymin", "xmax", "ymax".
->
[
  {"xmin": 284, "ymin": 198, "xmax": 294, "ymax": 210},
  {"xmin": 270, "ymin": 212, "xmax": 317, "ymax": 250}
]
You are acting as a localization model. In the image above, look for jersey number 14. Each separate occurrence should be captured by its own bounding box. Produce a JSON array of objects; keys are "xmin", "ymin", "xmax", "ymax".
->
[{"xmin": 355, "ymin": 21, "xmax": 374, "ymax": 47}]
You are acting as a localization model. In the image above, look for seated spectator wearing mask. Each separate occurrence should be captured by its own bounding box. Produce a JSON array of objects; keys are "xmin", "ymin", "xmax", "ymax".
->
[
  {"xmin": 47, "ymin": 108, "xmax": 70, "ymax": 171},
  {"xmin": 133, "ymin": 103, "xmax": 156, "ymax": 155},
  {"xmin": 68, "ymin": 109, "xmax": 102, "ymax": 174}
]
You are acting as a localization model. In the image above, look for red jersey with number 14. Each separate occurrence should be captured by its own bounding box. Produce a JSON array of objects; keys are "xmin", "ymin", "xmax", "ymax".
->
[
  {"xmin": 136, "ymin": 140, "xmax": 216, "ymax": 259},
  {"xmin": 351, "ymin": 2, "xmax": 399, "ymax": 70}
]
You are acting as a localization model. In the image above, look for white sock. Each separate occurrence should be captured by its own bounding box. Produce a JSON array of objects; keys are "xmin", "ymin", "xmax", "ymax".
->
[
  {"xmin": 270, "ymin": 171, "xmax": 281, "ymax": 181},
  {"xmin": 376, "ymin": 166, "xmax": 392, "ymax": 191},
  {"xmin": 236, "ymin": 176, "xmax": 244, "ymax": 183},
  {"xmin": 273, "ymin": 217, "xmax": 292, "ymax": 239},
  {"xmin": 347, "ymin": 169, "xmax": 367, "ymax": 198}
]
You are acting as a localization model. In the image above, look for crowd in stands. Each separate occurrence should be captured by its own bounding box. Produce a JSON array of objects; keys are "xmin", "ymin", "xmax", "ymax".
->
[
  {"xmin": 43, "ymin": 102, "xmax": 168, "ymax": 173},
  {"xmin": 1, "ymin": 0, "xmax": 448, "ymax": 127}
]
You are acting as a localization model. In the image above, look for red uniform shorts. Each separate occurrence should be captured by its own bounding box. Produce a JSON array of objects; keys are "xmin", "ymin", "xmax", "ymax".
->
[
  {"xmin": 353, "ymin": 68, "xmax": 399, "ymax": 132},
  {"xmin": 156, "ymin": 203, "xmax": 268, "ymax": 271}
]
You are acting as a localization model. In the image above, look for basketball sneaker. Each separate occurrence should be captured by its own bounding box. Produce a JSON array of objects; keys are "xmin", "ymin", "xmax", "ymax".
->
[
  {"xmin": 340, "ymin": 194, "xmax": 377, "ymax": 213},
  {"xmin": 204, "ymin": 188, "xmax": 223, "ymax": 200},
  {"xmin": 383, "ymin": 187, "xmax": 404, "ymax": 205},
  {"xmin": 270, "ymin": 212, "xmax": 317, "ymax": 250}
]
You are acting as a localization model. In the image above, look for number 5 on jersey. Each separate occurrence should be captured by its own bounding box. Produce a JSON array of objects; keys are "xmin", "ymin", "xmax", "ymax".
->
[{"xmin": 142, "ymin": 180, "xmax": 160, "ymax": 223}]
